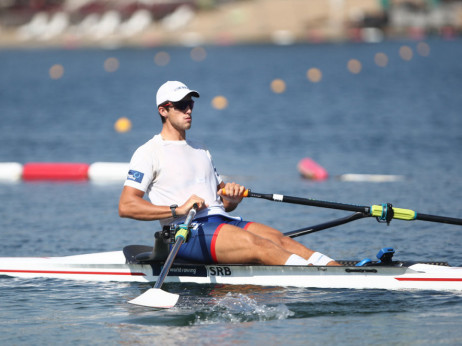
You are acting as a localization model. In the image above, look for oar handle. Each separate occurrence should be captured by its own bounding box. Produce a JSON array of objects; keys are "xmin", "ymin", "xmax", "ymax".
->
[{"xmin": 220, "ymin": 188, "xmax": 250, "ymax": 197}]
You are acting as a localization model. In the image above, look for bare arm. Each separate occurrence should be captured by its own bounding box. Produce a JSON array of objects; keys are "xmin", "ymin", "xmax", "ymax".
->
[
  {"xmin": 119, "ymin": 186, "xmax": 207, "ymax": 221},
  {"xmin": 119, "ymin": 186, "xmax": 171, "ymax": 220}
]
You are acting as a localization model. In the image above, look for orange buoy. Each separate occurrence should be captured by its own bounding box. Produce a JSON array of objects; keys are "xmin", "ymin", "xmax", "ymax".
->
[
  {"xmin": 297, "ymin": 158, "xmax": 328, "ymax": 181},
  {"xmin": 22, "ymin": 163, "xmax": 89, "ymax": 181}
]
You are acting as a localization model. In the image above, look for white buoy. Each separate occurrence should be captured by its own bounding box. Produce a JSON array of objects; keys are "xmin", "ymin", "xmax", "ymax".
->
[
  {"xmin": 88, "ymin": 162, "xmax": 129, "ymax": 183},
  {"xmin": 0, "ymin": 162, "xmax": 23, "ymax": 182},
  {"xmin": 338, "ymin": 174, "xmax": 405, "ymax": 183}
]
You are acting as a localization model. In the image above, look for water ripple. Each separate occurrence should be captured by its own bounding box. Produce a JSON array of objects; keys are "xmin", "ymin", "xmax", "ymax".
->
[{"xmin": 193, "ymin": 292, "xmax": 294, "ymax": 325}]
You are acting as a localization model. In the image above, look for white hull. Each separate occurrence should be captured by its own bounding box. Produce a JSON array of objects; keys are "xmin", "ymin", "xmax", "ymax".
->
[{"xmin": 1, "ymin": 251, "xmax": 462, "ymax": 291}]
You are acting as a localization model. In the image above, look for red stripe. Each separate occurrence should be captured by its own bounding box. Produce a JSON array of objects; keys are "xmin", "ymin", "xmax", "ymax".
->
[
  {"xmin": 396, "ymin": 278, "xmax": 462, "ymax": 282},
  {"xmin": 211, "ymin": 224, "xmax": 225, "ymax": 263},
  {"xmin": 0, "ymin": 269, "xmax": 145, "ymax": 276},
  {"xmin": 244, "ymin": 222, "xmax": 254, "ymax": 230}
]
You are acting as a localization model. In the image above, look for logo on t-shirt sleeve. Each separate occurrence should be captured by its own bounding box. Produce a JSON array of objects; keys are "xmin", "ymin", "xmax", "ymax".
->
[{"xmin": 127, "ymin": 170, "xmax": 144, "ymax": 183}]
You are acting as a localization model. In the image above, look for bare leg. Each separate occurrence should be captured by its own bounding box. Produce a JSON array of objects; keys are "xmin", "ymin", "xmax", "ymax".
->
[
  {"xmin": 245, "ymin": 222, "xmax": 340, "ymax": 266},
  {"xmin": 245, "ymin": 222, "xmax": 315, "ymax": 259},
  {"xmin": 214, "ymin": 224, "xmax": 293, "ymax": 265}
]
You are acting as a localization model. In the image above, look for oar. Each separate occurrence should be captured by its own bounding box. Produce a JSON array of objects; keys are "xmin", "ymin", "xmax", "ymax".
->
[
  {"xmin": 128, "ymin": 204, "xmax": 198, "ymax": 308},
  {"xmin": 284, "ymin": 212, "xmax": 366, "ymax": 238},
  {"xmin": 223, "ymin": 189, "xmax": 462, "ymax": 226}
]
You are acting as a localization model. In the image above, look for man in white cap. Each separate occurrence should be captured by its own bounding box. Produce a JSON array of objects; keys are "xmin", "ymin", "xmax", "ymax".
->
[{"xmin": 119, "ymin": 81, "xmax": 339, "ymax": 266}]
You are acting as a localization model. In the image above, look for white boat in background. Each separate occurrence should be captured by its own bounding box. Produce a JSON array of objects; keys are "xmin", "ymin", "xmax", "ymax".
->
[{"xmin": 1, "ymin": 245, "xmax": 461, "ymax": 291}]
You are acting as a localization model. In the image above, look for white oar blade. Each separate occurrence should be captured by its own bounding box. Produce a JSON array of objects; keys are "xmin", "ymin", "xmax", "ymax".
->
[{"xmin": 128, "ymin": 288, "xmax": 179, "ymax": 309}]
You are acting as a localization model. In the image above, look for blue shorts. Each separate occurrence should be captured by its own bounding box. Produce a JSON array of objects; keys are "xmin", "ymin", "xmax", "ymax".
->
[{"xmin": 177, "ymin": 215, "xmax": 252, "ymax": 263}]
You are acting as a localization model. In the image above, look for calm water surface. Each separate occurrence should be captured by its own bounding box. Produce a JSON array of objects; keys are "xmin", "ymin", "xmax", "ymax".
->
[{"xmin": 1, "ymin": 39, "xmax": 462, "ymax": 345}]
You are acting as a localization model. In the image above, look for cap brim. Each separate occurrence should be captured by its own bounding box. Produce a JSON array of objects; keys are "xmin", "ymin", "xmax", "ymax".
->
[{"xmin": 169, "ymin": 90, "xmax": 200, "ymax": 102}]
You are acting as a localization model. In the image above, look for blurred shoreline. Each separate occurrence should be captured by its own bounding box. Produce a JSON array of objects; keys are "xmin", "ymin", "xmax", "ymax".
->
[{"xmin": 0, "ymin": 0, "xmax": 461, "ymax": 49}]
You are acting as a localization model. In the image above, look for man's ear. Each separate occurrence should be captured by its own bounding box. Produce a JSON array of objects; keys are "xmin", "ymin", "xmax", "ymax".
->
[{"xmin": 158, "ymin": 106, "xmax": 168, "ymax": 118}]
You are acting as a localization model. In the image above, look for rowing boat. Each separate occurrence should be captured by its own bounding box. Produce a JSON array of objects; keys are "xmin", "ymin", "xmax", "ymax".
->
[
  {"xmin": 1, "ymin": 245, "xmax": 461, "ymax": 291},
  {"xmin": 2, "ymin": 191, "xmax": 461, "ymax": 308}
]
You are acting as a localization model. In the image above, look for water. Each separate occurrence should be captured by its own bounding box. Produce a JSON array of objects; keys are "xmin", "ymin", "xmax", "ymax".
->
[{"xmin": 1, "ymin": 39, "xmax": 462, "ymax": 344}]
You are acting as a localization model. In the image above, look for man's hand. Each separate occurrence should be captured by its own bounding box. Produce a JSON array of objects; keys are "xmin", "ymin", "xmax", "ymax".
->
[
  {"xmin": 218, "ymin": 182, "xmax": 246, "ymax": 206},
  {"xmin": 177, "ymin": 195, "xmax": 208, "ymax": 217}
]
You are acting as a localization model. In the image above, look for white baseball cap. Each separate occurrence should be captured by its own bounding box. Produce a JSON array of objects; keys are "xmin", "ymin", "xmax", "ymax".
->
[{"xmin": 156, "ymin": 81, "xmax": 200, "ymax": 107}]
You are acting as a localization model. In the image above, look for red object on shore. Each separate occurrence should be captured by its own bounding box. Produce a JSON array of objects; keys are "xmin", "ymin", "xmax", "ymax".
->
[
  {"xmin": 297, "ymin": 158, "xmax": 328, "ymax": 181},
  {"xmin": 22, "ymin": 163, "xmax": 90, "ymax": 181}
]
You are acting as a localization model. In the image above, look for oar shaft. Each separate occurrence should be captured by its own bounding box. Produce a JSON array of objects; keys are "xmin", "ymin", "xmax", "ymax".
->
[
  {"xmin": 416, "ymin": 213, "xmax": 462, "ymax": 226},
  {"xmin": 370, "ymin": 205, "xmax": 462, "ymax": 225},
  {"xmin": 238, "ymin": 189, "xmax": 462, "ymax": 226},
  {"xmin": 153, "ymin": 238, "xmax": 184, "ymax": 289},
  {"xmin": 284, "ymin": 212, "xmax": 366, "ymax": 238},
  {"xmin": 184, "ymin": 206, "xmax": 198, "ymax": 225},
  {"xmin": 153, "ymin": 205, "xmax": 197, "ymax": 289},
  {"xmin": 247, "ymin": 191, "xmax": 369, "ymax": 214}
]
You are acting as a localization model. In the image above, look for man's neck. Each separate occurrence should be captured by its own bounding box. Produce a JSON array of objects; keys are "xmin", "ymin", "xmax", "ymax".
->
[{"xmin": 160, "ymin": 126, "xmax": 186, "ymax": 141}]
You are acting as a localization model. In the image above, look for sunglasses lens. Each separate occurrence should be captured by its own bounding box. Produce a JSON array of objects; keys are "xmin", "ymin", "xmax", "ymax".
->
[{"xmin": 174, "ymin": 100, "xmax": 194, "ymax": 111}]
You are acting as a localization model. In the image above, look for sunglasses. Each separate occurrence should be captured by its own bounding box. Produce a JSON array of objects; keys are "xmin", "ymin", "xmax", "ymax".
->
[{"xmin": 164, "ymin": 100, "xmax": 195, "ymax": 112}]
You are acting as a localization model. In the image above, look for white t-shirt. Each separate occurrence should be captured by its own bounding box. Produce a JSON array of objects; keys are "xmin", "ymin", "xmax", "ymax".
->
[{"xmin": 124, "ymin": 134, "xmax": 231, "ymax": 225}]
